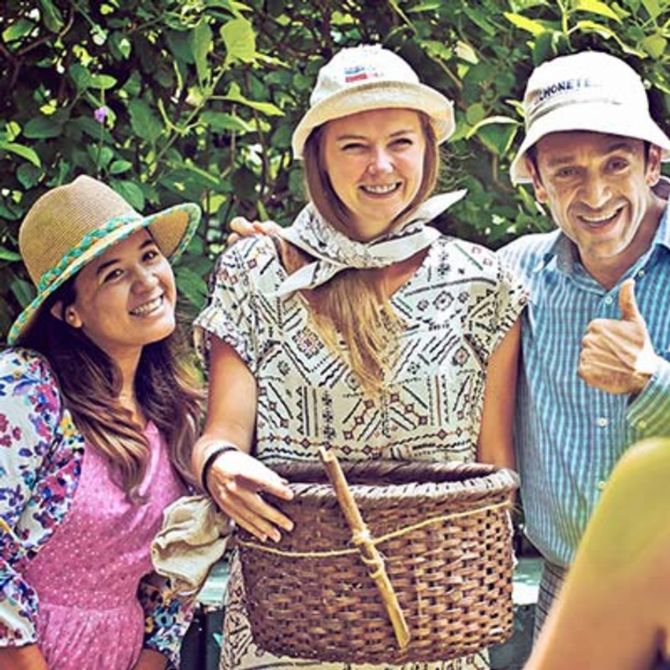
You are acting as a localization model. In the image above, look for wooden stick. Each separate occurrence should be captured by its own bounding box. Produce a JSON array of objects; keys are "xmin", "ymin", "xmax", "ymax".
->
[{"xmin": 319, "ymin": 447, "xmax": 410, "ymax": 650}]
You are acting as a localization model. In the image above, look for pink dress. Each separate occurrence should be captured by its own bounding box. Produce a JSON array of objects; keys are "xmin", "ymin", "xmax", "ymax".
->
[{"xmin": 23, "ymin": 421, "xmax": 185, "ymax": 670}]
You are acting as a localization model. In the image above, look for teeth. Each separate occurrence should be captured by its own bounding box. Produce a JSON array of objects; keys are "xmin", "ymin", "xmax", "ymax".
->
[
  {"xmin": 580, "ymin": 208, "xmax": 621, "ymax": 223},
  {"xmin": 361, "ymin": 183, "xmax": 399, "ymax": 194},
  {"xmin": 130, "ymin": 296, "xmax": 163, "ymax": 316}
]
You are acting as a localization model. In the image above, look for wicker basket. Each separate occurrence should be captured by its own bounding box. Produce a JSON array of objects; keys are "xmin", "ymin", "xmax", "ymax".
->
[{"xmin": 237, "ymin": 459, "xmax": 519, "ymax": 664}]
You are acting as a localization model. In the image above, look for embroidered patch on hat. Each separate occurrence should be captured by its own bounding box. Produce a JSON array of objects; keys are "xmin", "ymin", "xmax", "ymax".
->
[{"xmin": 344, "ymin": 64, "xmax": 381, "ymax": 83}]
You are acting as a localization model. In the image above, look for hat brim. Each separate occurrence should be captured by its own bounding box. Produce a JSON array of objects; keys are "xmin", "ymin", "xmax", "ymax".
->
[
  {"xmin": 7, "ymin": 202, "xmax": 201, "ymax": 345},
  {"xmin": 510, "ymin": 103, "xmax": 670, "ymax": 184},
  {"xmin": 291, "ymin": 80, "xmax": 455, "ymax": 158}
]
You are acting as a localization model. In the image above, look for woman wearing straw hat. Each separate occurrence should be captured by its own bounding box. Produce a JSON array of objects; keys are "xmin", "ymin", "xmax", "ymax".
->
[
  {"xmin": 193, "ymin": 44, "xmax": 526, "ymax": 670},
  {"xmin": 0, "ymin": 176, "xmax": 202, "ymax": 670}
]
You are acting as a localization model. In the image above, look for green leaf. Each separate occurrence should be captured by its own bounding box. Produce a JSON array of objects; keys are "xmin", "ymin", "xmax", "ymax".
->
[
  {"xmin": 641, "ymin": 34, "xmax": 667, "ymax": 59},
  {"xmin": 112, "ymin": 180, "xmax": 145, "ymax": 210},
  {"xmin": 175, "ymin": 266, "xmax": 209, "ymax": 309},
  {"xmin": 109, "ymin": 159, "xmax": 133, "ymax": 175},
  {"xmin": 3, "ymin": 19, "xmax": 35, "ymax": 43},
  {"xmin": 465, "ymin": 115, "xmax": 520, "ymax": 139},
  {"xmin": 476, "ymin": 123, "xmax": 518, "ymax": 156},
  {"xmin": 69, "ymin": 63, "xmax": 92, "ymax": 91},
  {"xmin": 572, "ymin": 20, "xmax": 647, "ymax": 57},
  {"xmin": 109, "ymin": 32, "xmax": 132, "ymax": 60},
  {"xmin": 463, "ymin": 6, "xmax": 497, "ymax": 36},
  {"xmin": 0, "ymin": 246, "xmax": 21, "ymax": 262},
  {"xmin": 465, "ymin": 103, "xmax": 486, "ymax": 125},
  {"xmin": 17, "ymin": 163, "xmax": 42, "ymax": 189},
  {"xmin": 24, "ymin": 116, "xmax": 63, "ymax": 139},
  {"xmin": 200, "ymin": 111, "xmax": 253, "ymax": 132},
  {"xmin": 39, "ymin": 0, "xmax": 64, "ymax": 32},
  {"xmin": 90, "ymin": 74, "xmax": 118, "ymax": 90},
  {"xmin": 573, "ymin": 0, "xmax": 622, "ymax": 22},
  {"xmin": 641, "ymin": 0, "xmax": 662, "ymax": 19},
  {"xmin": 128, "ymin": 99, "xmax": 163, "ymax": 144},
  {"xmin": 503, "ymin": 12, "xmax": 545, "ymax": 35},
  {"xmin": 221, "ymin": 83, "xmax": 284, "ymax": 116},
  {"xmin": 11, "ymin": 278, "xmax": 35, "ymax": 308},
  {"xmin": 0, "ymin": 141, "xmax": 41, "ymax": 167},
  {"xmin": 191, "ymin": 20, "xmax": 213, "ymax": 86},
  {"xmin": 220, "ymin": 18, "xmax": 256, "ymax": 65}
]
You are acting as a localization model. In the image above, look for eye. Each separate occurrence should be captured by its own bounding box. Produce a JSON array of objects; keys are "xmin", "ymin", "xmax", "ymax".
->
[
  {"xmin": 103, "ymin": 268, "xmax": 124, "ymax": 283},
  {"xmin": 608, "ymin": 157, "xmax": 629, "ymax": 172},
  {"xmin": 554, "ymin": 166, "xmax": 579, "ymax": 179},
  {"xmin": 391, "ymin": 137, "xmax": 413, "ymax": 149},
  {"xmin": 340, "ymin": 142, "xmax": 367, "ymax": 153},
  {"xmin": 143, "ymin": 247, "xmax": 161, "ymax": 262}
]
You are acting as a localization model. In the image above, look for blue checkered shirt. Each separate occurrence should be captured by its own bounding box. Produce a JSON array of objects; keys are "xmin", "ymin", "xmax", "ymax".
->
[{"xmin": 499, "ymin": 204, "xmax": 670, "ymax": 566}]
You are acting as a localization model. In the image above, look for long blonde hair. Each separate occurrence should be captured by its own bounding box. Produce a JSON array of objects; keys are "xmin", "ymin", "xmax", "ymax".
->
[
  {"xmin": 20, "ymin": 278, "xmax": 203, "ymax": 501},
  {"xmin": 292, "ymin": 111, "xmax": 439, "ymax": 396}
]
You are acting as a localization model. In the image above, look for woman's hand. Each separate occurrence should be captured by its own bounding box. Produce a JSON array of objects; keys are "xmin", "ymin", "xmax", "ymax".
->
[
  {"xmin": 227, "ymin": 217, "xmax": 281, "ymax": 246},
  {"xmin": 0, "ymin": 644, "xmax": 49, "ymax": 670},
  {"xmin": 207, "ymin": 449, "xmax": 294, "ymax": 542}
]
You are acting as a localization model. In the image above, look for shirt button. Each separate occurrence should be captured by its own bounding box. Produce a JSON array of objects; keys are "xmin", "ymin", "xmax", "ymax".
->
[
  {"xmin": 638, "ymin": 270, "xmax": 645, "ymax": 278},
  {"xmin": 604, "ymin": 296, "xmax": 613, "ymax": 305},
  {"xmin": 638, "ymin": 419, "xmax": 647, "ymax": 429},
  {"xmin": 597, "ymin": 480, "xmax": 607, "ymax": 491},
  {"xmin": 597, "ymin": 416, "xmax": 609, "ymax": 427}
]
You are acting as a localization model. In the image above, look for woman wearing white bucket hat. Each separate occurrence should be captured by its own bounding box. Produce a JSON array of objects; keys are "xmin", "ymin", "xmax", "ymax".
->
[
  {"xmin": 193, "ymin": 44, "xmax": 527, "ymax": 670},
  {"xmin": 0, "ymin": 176, "xmax": 202, "ymax": 670}
]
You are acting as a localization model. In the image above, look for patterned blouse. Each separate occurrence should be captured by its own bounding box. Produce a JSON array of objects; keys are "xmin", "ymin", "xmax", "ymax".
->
[
  {"xmin": 0, "ymin": 348, "xmax": 192, "ymax": 668},
  {"xmin": 195, "ymin": 234, "xmax": 527, "ymax": 670}
]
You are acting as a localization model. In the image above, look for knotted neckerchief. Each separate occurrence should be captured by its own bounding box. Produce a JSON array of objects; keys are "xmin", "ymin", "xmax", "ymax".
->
[{"xmin": 274, "ymin": 190, "xmax": 466, "ymax": 297}]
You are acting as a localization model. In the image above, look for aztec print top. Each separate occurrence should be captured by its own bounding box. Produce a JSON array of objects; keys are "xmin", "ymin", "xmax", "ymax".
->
[
  {"xmin": 196, "ymin": 234, "xmax": 527, "ymax": 467},
  {"xmin": 195, "ymin": 234, "xmax": 527, "ymax": 670}
]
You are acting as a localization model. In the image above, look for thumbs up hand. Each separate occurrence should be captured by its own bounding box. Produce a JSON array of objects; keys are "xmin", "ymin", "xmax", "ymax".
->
[{"xmin": 578, "ymin": 279, "xmax": 661, "ymax": 394}]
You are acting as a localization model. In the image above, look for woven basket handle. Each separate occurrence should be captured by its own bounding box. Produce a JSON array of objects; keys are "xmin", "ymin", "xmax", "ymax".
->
[{"xmin": 319, "ymin": 448, "xmax": 410, "ymax": 650}]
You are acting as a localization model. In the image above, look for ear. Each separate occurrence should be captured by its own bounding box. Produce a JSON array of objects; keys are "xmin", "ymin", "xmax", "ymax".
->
[
  {"xmin": 525, "ymin": 155, "xmax": 548, "ymax": 203},
  {"xmin": 645, "ymin": 144, "xmax": 662, "ymax": 186},
  {"xmin": 50, "ymin": 301, "xmax": 83, "ymax": 328}
]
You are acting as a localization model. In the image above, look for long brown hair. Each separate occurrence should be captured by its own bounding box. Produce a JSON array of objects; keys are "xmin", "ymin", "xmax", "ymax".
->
[
  {"xmin": 290, "ymin": 111, "xmax": 439, "ymax": 395},
  {"xmin": 19, "ymin": 279, "xmax": 203, "ymax": 501}
]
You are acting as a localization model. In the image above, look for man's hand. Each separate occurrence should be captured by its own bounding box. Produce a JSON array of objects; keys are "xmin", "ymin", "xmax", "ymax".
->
[
  {"xmin": 227, "ymin": 217, "xmax": 281, "ymax": 246},
  {"xmin": 578, "ymin": 279, "xmax": 661, "ymax": 395}
]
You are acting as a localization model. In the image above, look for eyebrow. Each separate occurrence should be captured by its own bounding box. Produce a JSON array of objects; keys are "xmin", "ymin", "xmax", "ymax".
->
[
  {"xmin": 335, "ymin": 129, "xmax": 417, "ymax": 142},
  {"xmin": 545, "ymin": 141, "xmax": 638, "ymax": 168},
  {"xmin": 95, "ymin": 237, "xmax": 155, "ymax": 277}
]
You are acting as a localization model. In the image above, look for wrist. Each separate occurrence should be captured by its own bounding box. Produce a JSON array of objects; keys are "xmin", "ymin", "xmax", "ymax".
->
[{"xmin": 201, "ymin": 443, "xmax": 238, "ymax": 495}]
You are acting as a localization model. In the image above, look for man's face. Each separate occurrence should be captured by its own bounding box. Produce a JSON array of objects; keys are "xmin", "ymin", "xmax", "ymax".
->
[{"xmin": 528, "ymin": 131, "xmax": 662, "ymax": 276}]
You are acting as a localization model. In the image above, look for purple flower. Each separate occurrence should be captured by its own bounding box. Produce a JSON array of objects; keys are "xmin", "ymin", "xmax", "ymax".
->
[{"xmin": 93, "ymin": 106, "xmax": 108, "ymax": 124}]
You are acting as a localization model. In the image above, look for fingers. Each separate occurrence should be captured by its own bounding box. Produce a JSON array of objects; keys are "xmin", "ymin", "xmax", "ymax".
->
[{"xmin": 619, "ymin": 279, "xmax": 642, "ymax": 322}]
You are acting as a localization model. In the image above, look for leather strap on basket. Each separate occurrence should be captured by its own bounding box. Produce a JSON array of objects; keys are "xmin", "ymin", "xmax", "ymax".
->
[{"xmin": 319, "ymin": 448, "xmax": 411, "ymax": 650}]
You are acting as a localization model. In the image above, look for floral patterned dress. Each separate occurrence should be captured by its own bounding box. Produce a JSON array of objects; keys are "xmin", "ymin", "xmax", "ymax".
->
[
  {"xmin": 195, "ymin": 234, "xmax": 527, "ymax": 670},
  {"xmin": 0, "ymin": 348, "xmax": 193, "ymax": 669}
]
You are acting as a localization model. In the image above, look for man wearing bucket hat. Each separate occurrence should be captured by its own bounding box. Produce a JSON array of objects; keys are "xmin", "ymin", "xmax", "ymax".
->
[
  {"xmin": 500, "ymin": 50, "xmax": 670, "ymax": 636},
  {"xmin": 193, "ymin": 44, "xmax": 526, "ymax": 670},
  {"xmin": 0, "ymin": 175, "xmax": 203, "ymax": 669}
]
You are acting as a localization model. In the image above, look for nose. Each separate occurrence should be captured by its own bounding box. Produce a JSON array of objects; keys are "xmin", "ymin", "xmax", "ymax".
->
[
  {"xmin": 579, "ymin": 173, "xmax": 611, "ymax": 210},
  {"xmin": 367, "ymin": 148, "xmax": 394, "ymax": 175},
  {"xmin": 132, "ymin": 266, "xmax": 159, "ymax": 293}
]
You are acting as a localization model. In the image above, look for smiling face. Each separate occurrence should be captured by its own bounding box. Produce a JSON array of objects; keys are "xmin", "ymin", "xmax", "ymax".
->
[
  {"xmin": 528, "ymin": 131, "xmax": 663, "ymax": 284},
  {"xmin": 62, "ymin": 229, "xmax": 177, "ymax": 362},
  {"xmin": 320, "ymin": 108, "xmax": 427, "ymax": 240}
]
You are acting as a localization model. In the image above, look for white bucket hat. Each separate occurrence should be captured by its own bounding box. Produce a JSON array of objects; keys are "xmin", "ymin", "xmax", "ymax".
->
[
  {"xmin": 291, "ymin": 44, "xmax": 455, "ymax": 159},
  {"xmin": 510, "ymin": 51, "xmax": 670, "ymax": 184}
]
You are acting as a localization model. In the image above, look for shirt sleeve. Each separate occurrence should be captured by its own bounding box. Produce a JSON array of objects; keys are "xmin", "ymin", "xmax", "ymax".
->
[
  {"xmin": 626, "ymin": 357, "xmax": 670, "ymax": 437},
  {"xmin": 0, "ymin": 349, "xmax": 62, "ymax": 647},
  {"xmin": 193, "ymin": 239, "xmax": 261, "ymax": 374},
  {"xmin": 489, "ymin": 256, "xmax": 528, "ymax": 355},
  {"xmin": 137, "ymin": 571, "xmax": 196, "ymax": 668}
]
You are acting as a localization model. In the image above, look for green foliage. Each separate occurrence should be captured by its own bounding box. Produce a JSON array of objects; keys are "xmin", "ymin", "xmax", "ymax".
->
[{"xmin": 1, "ymin": 0, "xmax": 669, "ymax": 341}]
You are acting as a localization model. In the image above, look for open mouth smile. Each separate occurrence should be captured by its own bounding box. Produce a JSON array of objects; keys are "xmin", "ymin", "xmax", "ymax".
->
[
  {"xmin": 359, "ymin": 182, "xmax": 402, "ymax": 196},
  {"xmin": 577, "ymin": 206, "xmax": 624, "ymax": 227},
  {"xmin": 129, "ymin": 295, "xmax": 165, "ymax": 317}
]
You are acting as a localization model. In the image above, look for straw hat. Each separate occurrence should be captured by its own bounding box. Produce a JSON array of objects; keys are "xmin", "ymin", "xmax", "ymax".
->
[
  {"xmin": 291, "ymin": 44, "xmax": 455, "ymax": 158},
  {"xmin": 510, "ymin": 51, "xmax": 670, "ymax": 184},
  {"xmin": 8, "ymin": 175, "xmax": 201, "ymax": 344}
]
